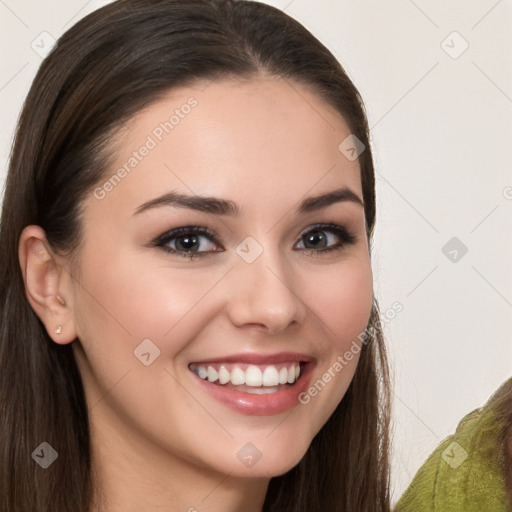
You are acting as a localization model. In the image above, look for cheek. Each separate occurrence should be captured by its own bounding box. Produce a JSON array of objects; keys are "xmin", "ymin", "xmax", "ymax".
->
[
  {"xmin": 71, "ymin": 249, "xmax": 225, "ymax": 443},
  {"xmin": 74, "ymin": 246, "xmax": 227, "ymax": 356},
  {"xmin": 296, "ymin": 257, "xmax": 373, "ymax": 428},
  {"xmin": 311, "ymin": 257, "xmax": 373, "ymax": 345}
]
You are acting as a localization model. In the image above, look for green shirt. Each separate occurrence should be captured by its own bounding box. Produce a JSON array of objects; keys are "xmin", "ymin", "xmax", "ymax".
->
[{"xmin": 396, "ymin": 386, "xmax": 511, "ymax": 512}]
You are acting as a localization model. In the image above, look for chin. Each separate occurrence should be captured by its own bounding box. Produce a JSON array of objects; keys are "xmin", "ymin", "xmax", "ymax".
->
[{"xmin": 207, "ymin": 435, "xmax": 312, "ymax": 479}]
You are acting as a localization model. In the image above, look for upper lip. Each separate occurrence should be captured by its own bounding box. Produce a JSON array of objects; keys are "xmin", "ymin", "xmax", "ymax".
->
[{"xmin": 189, "ymin": 351, "xmax": 314, "ymax": 365}]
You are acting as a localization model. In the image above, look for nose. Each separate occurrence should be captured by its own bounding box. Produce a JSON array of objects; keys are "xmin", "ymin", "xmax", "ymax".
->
[{"xmin": 224, "ymin": 245, "xmax": 306, "ymax": 336}]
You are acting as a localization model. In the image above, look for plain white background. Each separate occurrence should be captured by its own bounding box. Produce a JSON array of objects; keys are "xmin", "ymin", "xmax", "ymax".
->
[{"xmin": 1, "ymin": 0, "xmax": 511, "ymax": 506}]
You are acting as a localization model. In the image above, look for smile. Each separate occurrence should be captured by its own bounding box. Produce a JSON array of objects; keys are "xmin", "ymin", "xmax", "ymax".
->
[
  {"xmin": 188, "ymin": 353, "xmax": 315, "ymax": 415},
  {"xmin": 188, "ymin": 361, "xmax": 303, "ymax": 391}
]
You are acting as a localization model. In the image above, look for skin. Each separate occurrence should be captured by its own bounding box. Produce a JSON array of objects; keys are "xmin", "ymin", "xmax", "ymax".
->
[{"xmin": 19, "ymin": 76, "xmax": 374, "ymax": 512}]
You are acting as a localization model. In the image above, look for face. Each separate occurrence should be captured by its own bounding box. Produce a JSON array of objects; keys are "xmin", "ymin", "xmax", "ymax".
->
[{"xmin": 62, "ymin": 77, "xmax": 373, "ymax": 479}]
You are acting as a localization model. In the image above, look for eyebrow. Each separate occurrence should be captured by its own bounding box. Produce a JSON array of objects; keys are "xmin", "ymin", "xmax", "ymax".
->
[{"xmin": 133, "ymin": 186, "xmax": 364, "ymax": 217}]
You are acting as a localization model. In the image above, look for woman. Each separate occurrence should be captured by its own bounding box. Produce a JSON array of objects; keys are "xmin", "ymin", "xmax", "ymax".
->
[
  {"xmin": 396, "ymin": 377, "xmax": 512, "ymax": 511},
  {"xmin": 0, "ymin": 1, "xmax": 391, "ymax": 510}
]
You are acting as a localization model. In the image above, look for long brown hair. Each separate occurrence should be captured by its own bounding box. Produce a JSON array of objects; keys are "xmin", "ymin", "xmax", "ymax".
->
[{"xmin": 0, "ymin": 1, "xmax": 391, "ymax": 510}]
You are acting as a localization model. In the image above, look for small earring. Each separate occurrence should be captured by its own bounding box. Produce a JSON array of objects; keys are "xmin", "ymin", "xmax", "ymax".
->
[
  {"xmin": 55, "ymin": 325, "xmax": 62, "ymax": 335},
  {"xmin": 55, "ymin": 295, "xmax": 66, "ymax": 306}
]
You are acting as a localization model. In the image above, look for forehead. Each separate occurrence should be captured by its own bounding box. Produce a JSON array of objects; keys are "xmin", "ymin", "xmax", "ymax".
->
[{"xmin": 86, "ymin": 77, "xmax": 363, "ymax": 219}]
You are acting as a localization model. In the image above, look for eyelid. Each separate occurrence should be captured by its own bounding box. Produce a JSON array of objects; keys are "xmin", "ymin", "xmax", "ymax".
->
[
  {"xmin": 297, "ymin": 222, "xmax": 352, "ymax": 240},
  {"xmin": 153, "ymin": 225, "xmax": 223, "ymax": 247}
]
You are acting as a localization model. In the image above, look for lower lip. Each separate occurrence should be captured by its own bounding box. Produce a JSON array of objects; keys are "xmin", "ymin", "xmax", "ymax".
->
[{"xmin": 191, "ymin": 362, "xmax": 316, "ymax": 416}]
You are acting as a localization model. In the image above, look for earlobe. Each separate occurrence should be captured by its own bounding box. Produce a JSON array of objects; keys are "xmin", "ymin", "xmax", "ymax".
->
[{"xmin": 18, "ymin": 225, "xmax": 77, "ymax": 345}]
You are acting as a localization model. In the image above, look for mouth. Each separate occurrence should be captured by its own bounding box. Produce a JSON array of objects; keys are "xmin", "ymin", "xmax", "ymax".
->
[
  {"xmin": 187, "ymin": 352, "xmax": 315, "ymax": 415},
  {"xmin": 188, "ymin": 361, "xmax": 307, "ymax": 394}
]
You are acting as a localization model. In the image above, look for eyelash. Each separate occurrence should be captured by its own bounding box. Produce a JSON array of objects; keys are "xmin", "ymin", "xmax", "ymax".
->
[{"xmin": 152, "ymin": 223, "xmax": 357, "ymax": 260}]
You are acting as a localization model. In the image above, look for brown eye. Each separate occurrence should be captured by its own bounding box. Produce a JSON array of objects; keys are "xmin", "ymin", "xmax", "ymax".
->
[{"xmin": 154, "ymin": 226, "xmax": 223, "ymax": 259}]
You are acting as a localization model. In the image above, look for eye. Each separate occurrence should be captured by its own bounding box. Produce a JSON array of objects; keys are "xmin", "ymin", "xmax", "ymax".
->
[
  {"xmin": 294, "ymin": 223, "xmax": 357, "ymax": 256},
  {"xmin": 152, "ymin": 222, "xmax": 357, "ymax": 260},
  {"xmin": 153, "ymin": 226, "xmax": 223, "ymax": 259}
]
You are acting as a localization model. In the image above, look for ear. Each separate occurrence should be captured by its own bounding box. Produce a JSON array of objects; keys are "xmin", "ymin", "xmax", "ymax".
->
[{"xmin": 18, "ymin": 225, "xmax": 77, "ymax": 345}]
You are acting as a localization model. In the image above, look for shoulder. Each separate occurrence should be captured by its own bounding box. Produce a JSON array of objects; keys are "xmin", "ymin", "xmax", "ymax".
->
[
  {"xmin": 395, "ymin": 380, "xmax": 512, "ymax": 512},
  {"xmin": 504, "ymin": 422, "xmax": 512, "ymax": 504}
]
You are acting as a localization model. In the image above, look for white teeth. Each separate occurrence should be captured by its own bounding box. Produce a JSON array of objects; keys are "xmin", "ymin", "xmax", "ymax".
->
[
  {"xmin": 218, "ymin": 366, "xmax": 230, "ymax": 385},
  {"xmin": 207, "ymin": 367, "xmax": 218, "ymax": 383},
  {"xmin": 245, "ymin": 365, "xmax": 263, "ymax": 387},
  {"xmin": 262, "ymin": 366, "xmax": 279, "ymax": 386},
  {"xmin": 231, "ymin": 367, "xmax": 246, "ymax": 385},
  {"xmin": 245, "ymin": 387, "xmax": 280, "ymax": 394},
  {"xmin": 192, "ymin": 362, "xmax": 302, "ymax": 387}
]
